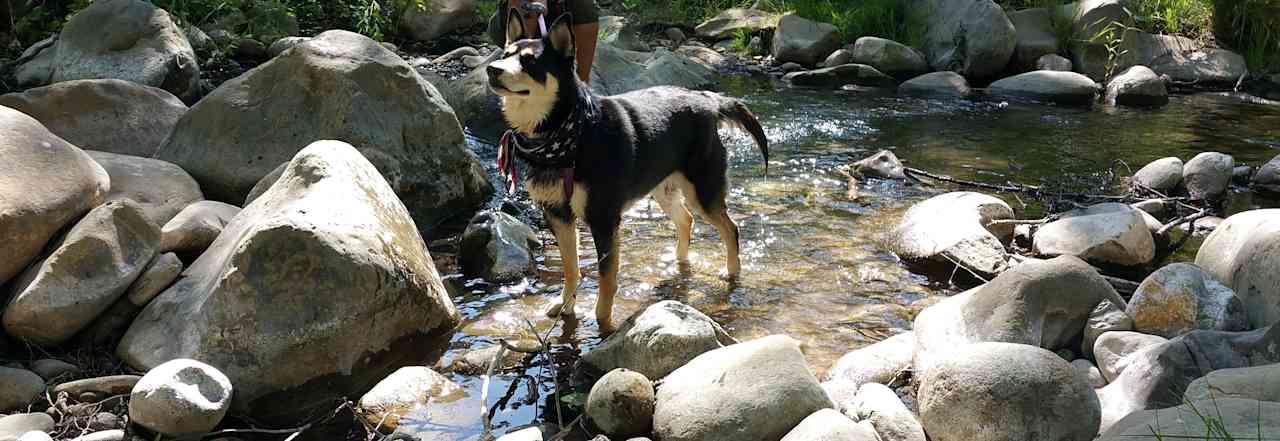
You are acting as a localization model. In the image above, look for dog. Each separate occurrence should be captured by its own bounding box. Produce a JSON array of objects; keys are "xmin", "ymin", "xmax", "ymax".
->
[{"xmin": 486, "ymin": 10, "xmax": 769, "ymax": 330}]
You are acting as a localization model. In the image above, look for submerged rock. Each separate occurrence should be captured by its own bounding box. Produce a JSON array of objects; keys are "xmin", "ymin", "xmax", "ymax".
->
[
  {"xmin": 852, "ymin": 150, "xmax": 906, "ymax": 180},
  {"xmin": 889, "ymin": 192, "xmax": 1014, "ymax": 279},
  {"xmin": 582, "ymin": 301, "xmax": 736, "ymax": 380},
  {"xmin": 459, "ymin": 211, "xmax": 539, "ymax": 283},
  {"xmin": 919, "ymin": 342, "xmax": 1100, "ymax": 441},
  {"xmin": 825, "ymin": 331, "xmax": 915, "ymax": 394},
  {"xmin": 653, "ymin": 335, "xmax": 832, "ymax": 441},
  {"xmin": 119, "ymin": 141, "xmax": 460, "ymax": 423},
  {"xmin": 358, "ymin": 367, "xmax": 463, "ymax": 432},
  {"xmin": 1032, "ymin": 203, "xmax": 1155, "ymax": 266}
]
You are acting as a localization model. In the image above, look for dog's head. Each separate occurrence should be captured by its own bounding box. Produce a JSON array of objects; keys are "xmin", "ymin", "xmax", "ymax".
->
[{"xmin": 486, "ymin": 10, "xmax": 577, "ymax": 100}]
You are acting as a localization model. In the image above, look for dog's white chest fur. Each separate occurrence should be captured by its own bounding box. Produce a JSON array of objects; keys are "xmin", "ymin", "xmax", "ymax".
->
[{"xmin": 527, "ymin": 179, "xmax": 590, "ymax": 218}]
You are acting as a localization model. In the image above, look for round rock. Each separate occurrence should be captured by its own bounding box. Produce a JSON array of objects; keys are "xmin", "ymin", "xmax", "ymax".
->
[
  {"xmin": 586, "ymin": 369, "xmax": 655, "ymax": 437},
  {"xmin": 128, "ymin": 359, "xmax": 233, "ymax": 435},
  {"xmin": 0, "ymin": 368, "xmax": 45, "ymax": 412}
]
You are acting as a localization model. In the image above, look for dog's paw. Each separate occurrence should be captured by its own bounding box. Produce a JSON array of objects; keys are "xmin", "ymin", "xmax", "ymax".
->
[
  {"xmin": 718, "ymin": 268, "xmax": 740, "ymax": 281},
  {"xmin": 544, "ymin": 299, "xmax": 575, "ymax": 318}
]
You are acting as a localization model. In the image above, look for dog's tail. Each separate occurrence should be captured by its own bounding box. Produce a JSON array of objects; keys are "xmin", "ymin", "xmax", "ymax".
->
[{"xmin": 718, "ymin": 98, "xmax": 770, "ymax": 175}]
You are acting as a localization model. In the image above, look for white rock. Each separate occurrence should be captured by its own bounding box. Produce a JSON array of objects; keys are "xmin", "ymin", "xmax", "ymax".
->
[{"xmin": 129, "ymin": 359, "xmax": 233, "ymax": 435}]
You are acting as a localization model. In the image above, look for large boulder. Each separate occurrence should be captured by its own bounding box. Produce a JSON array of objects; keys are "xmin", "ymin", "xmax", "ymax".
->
[
  {"xmin": 128, "ymin": 359, "xmax": 232, "ymax": 436},
  {"xmin": 4, "ymin": 200, "xmax": 159, "ymax": 347},
  {"xmin": 783, "ymin": 64, "xmax": 896, "ymax": 88},
  {"xmin": 33, "ymin": 0, "xmax": 199, "ymax": 102},
  {"xmin": 1008, "ymin": 7, "xmax": 1061, "ymax": 70},
  {"xmin": 911, "ymin": 0, "xmax": 1016, "ymax": 79},
  {"xmin": 158, "ymin": 201, "xmax": 241, "ymax": 258},
  {"xmin": 0, "ymin": 79, "xmax": 188, "ymax": 157},
  {"xmin": 913, "ymin": 255, "xmax": 1123, "ymax": 375},
  {"xmin": 459, "ymin": 211, "xmax": 539, "ymax": 283},
  {"xmin": 1194, "ymin": 209, "xmax": 1280, "ymax": 329},
  {"xmin": 1105, "ymin": 65, "xmax": 1168, "ymax": 107},
  {"xmin": 357, "ymin": 366, "xmax": 463, "ymax": 432},
  {"xmin": 86, "ymin": 151, "xmax": 203, "ymax": 226},
  {"xmin": 1151, "ymin": 48, "xmax": 1248, "ymax": 85},
  {"xmin": 695, "ymin": 8, "xmax": 780, "ymax": 39},
  {"xmin": 987, "ymin": 71, "xmax": 1100, "ymax": 106},
  {"xmin": 1065, "ymin": 0, "xmax": 1136, "ymax": 81},
  {"xmin": 1032, "ymin": 203, "xmax": 1155, "ymax": 266},
  {"xmin": 74, "ymin": 252, "xmax": 184, "ymax": 347},
  {"xmin": 119, "ymin": 141, "xmax": 461, "ymax": 423},
  {"xmin": 780, "ymin": 409, "xmax": 879, "ymax": 441},
  {"xmin": 595, "ymin": 48, "xmax": 716, "ymax": 96},
  {"xmin": 771, "ymin": 13, "xmax": 841, "ymax": 67},
  {"xmin": 824, "ymin": 332, "xmax": 914, "ymax": 397},
  {"xmin": 1253, "ymin": 154, "xmax": 1280, "ymax": 192},
  {"xmin": 1182, "ymin": 151, "xmax": 1234, "ymax": 202},
  {"xmin": 13, "ymin": 36, "xmax": 58, "ymax": 88},
  {"xmin": 888, "ymin": 192, "xmax": 1014, "ymax": 279},
  {"xmin": 1126, "ymin": 263, "xmax": 1247, "ymax": 338},
  {"xmin": 1184, "ymin": 363, "xmax": 1280, "ymax": 403},
  {"xmin": 153, "ymin": 30, "xmax": 492, "ymax": 236},
  {"xmin": 1130, "ymin": 157, "xmax": 1183, "ymax": 193},
  {"xmin": 399, "ymin": 0, "xmax": 477, "ymax": 42},
  {"xmin": 849, "ymin": 37, "xmax": 928, "ymax": 80},
  {"xmin": 653, "ymin": 335, "xmax": 833, "ymax": 441},
  {"xmin": 0, "ymin": 106, "xmax": 110, "ymax": 287},
  {"xmin": 582, "ymin": 300, "xmax": 736, "ymax": 380},
  {"xmin": 1037, "ymin": 54, "xmax": 1073, "ymax": 71},
  {"xmin": 1095, "ymin": 325, "xmax": 1280, "ymax": 432},
  {"xmin": 1101, "ymin": 398, "xmax": 1280, "ymax": 441},
  {"xmin": 898, "ymin": 72, "xmax": 971, "ymax": 98},
  {"xmin": 1093, "ymin": 331, "xmax": 1168, "ymax": 382},
  {"xmin": 918, "ymin": 342, "xmax": 1100, "ymax": 441}
]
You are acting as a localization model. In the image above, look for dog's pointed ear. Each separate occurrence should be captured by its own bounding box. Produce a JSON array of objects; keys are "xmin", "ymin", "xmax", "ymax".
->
[
  {"xmin": 505, "ymin": 8, "xmax": 525, "ymax": 45},
  {"xmin": 547, "ymin": 13, "xmax": 575, "ymax": 57}
]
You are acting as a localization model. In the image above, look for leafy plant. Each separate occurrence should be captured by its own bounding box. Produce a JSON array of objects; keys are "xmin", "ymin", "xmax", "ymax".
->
[
  {"xmin": 728, "ymin": 28, "xmax": 752, "ymax": 54},
  {"xmin": 1126, "ymin": 0, "xmax": 1213, "ymax": 40},
  {"xmin": 1086, "ymin": 19, "xmax": 1130, "ymax": 82},
  {"xmin": 1211, "ymin": 0, "xmax": 1280, "ymax": 72}
]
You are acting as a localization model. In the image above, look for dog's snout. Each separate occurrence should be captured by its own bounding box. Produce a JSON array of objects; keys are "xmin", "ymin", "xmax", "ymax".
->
[{"xmin": 486, "ymin": 64, "xmax": 503, "ymax": 78}]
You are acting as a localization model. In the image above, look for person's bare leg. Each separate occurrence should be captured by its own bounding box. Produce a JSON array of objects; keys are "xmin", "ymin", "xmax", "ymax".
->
[{"xmin": 573, "ymin": 22, "xmax": 598, "ymax": 82}]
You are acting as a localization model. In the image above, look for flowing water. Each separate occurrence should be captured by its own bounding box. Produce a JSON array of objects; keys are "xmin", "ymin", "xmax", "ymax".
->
[{"xmin": 389, "ymin": 78, "xmax": 1280, "ymax": 441}]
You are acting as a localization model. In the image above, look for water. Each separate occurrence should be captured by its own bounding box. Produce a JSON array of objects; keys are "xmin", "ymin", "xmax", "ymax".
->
[{"xmin": 394, "ymin": 79, "xmax": 1280, "ymax": 441}]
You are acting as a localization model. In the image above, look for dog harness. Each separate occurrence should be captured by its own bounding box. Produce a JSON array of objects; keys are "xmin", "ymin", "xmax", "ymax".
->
[{"xmin": 497, "ymin": 101, "xmax": 590, "ymax": 200}]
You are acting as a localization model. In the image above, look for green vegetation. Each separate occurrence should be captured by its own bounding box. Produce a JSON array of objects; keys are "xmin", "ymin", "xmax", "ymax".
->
[
  {"xmin": 1128, "ymin": 0, "xmax": 1213, "ymax": 40},
  {"xmin": 762, "ymin": 0, "xmax": 928, "ymax": 46},
  {"xmin": 1212, "ymin": 0, "xmax": 1280, "ymax": 71}
]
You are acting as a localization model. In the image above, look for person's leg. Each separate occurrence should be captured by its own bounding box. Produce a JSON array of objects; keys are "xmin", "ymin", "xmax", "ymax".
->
[{"xmin": 573, "ymin": 22, "xmax": 598, "ymax": 82}]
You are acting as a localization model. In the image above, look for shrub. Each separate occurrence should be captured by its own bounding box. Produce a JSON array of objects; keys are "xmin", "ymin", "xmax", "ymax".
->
[{"xmin": 1211, "ymin": 0, "xmax": 1280, "ymax": 71}]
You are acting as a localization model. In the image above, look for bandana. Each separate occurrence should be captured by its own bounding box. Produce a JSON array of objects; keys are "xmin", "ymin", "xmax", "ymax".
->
[{"xmin": 497, "ymin": 101, "xmax": 591, "ymax": 199}]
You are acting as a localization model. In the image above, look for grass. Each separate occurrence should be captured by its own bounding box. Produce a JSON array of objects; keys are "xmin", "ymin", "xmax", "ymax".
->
[
  {"xmin": 1127, "ymin": 0, "xmax": 1214, "ymax": 40},
  {"xmin": 1147, "ymin": 396, "xmax": 1268, "ymax": 441},
  {"xmin": 758, "ymin": 0, "xmax": 929, "ymax": 47},
  {"xmin": 1211, "ymin": 0, "xmax": 1280, "ymax": 72}
]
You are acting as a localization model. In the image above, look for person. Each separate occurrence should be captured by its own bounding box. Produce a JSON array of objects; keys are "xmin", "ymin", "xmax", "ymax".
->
[{"xmin": 488, "ymin": 0, "xmax": 599, "ymax": 82}]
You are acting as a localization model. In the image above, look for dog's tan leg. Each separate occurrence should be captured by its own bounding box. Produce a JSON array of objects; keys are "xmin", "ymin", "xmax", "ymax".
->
[
  {"xmin": 706, "ymin": 208, "xmax": 741, "ymax": 278},
  {"xmin": 651, "ymin": 181, "xmax": 693, "ymax": 262},
  {"xmin": 544, "ymin": 215, "xmax": 579, "ymax": 319},
  {"xmin": 588, "ymin": 219, "xmax": 621, "ymax": 332}
]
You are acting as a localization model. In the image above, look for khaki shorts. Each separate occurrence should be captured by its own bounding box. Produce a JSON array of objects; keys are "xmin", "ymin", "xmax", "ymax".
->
[{"xmin": 488, "ymin": 0, "xmax": 599, "ymax": 44}]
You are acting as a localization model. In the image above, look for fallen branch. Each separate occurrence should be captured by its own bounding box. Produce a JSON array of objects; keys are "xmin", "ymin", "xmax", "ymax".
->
[
  {"xmin": 1156, "ymin": 209, "xmax": 1211, "ymax": 237},
  {"xmin": 904, "ymin": 167, "xmax": 1129, "ymax": 201},
  {"xmin": 986, "ymin": 218, "xmax": 1051, "ymax": 227}
]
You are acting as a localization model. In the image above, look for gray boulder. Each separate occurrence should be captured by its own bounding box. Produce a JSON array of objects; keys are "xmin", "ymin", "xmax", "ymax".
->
[
  {"xmin": 899, "ymin": 71, "xmax": 971, "ymax": 98},
  {"xmin": 825, "ymin": 332, "xmax": 914, "ymax": 393},
  {"xmin": 1194, "ymin": 209, "xmax": 1280, "ymax": 329},
  {"xmin": 1032, "ymin": 203, "xmax": 1155, "ymax": 266},
  {"xmin": 849, "ymin": 37, "xmax": 928, "ymax": 80},
  {"xmin": 1101, "ymin": 398, "xmax": 1280, "ymax": 441},
  {"xmin": 889, "ymin": 192, "xmax": 1014, "ymax": 278},
  {"xmin": 1183, "ymin": 363, "xmax": 1280, "ymax": 402},
  {"xmin": 913, "ymin": 255, "xmax": 1123, "ymax": 375},
  {"xmin": 0, "ymin": 79, "xmax": 188, "ymax": 157},
  {"xmin": 128, "ymin": 359, "xmax": 232, "ymax": 435},
  {"xmin": 1095, "ymin": 325, "xmax": 1280, "ymax": 432},
  {"xmin": 1127, "ymin": 263, "xmax": 1247, "ymax": 338},
  {"xmin": 918, "ymin": 342, "xmax": 1100, "ymax": 441},
  {"xmin": 1037, "ymin": 54, "xmax": 1073, "ymax": 71},
  {"xmin": 1065, "ymin": 0, "xmax": 1136, "ymax": 81},
  {"xmin": 653, "ymin": 335, "xmax": 833, "ymax": 441},
  {"xmin": 1072, "ymin": 359, "xmax": 1106, "ymax": 388},
  {"xmin": 582, "ymin": 300, "xmax": 736, "ymax": 380},
  {"xmin": 988, "ymin": 71, "xmax": 1100, "ymax": 106},
  {"xmin": 267, "ymin": 36, "xmax": 311, "ymax": 57},
  {"xmin": 0, "ymin": 368, "xmax": 44, "ymax": 412},
  {"xmin": 911, "ymin": 0, "xmax": 1016, "ymax": 78},
  {"xmin": 784, "ymin": 64, "xmax": 897, "ymax": 88},
  {"xmin": 852, "ymin": 383, "xmax": 925, "ymax": 441},
  {"xmin": 29, "ymin": 360, "xmax": 80, "ymax": 382},
  {"xmin": 357, "ymin": 366, "xmax": 463, "ymax": 432},
  {"xmin": 73, "ymin": 252, "xmax": 184, "ymax": 347},
  {"xmin": 87, "ymin": 151, "xmax": 203, "ymax": 226},
  {"xmin": 1105, "ymin": 65, "xmax": 1168, "ymax": 107},
  {"xmin": 1253, "ymin": 154, "xmax": 1280, "ymax": 192},
  {"xmin": 586, "ymin": 369, "xmax": 655, "ymax": 437},
  {"xmin": 780, "ymin": 409, "xmax": 879, "ymax": 441},
  {"xmin": 822, "ymin": 49, "xmax": 854, "ymax": 68},
  {"xmin": 4, "ymin": 200, "xmax": 160, "ymax": 347},
  {"xmin": 399, "ymin": 0, "xmax": 478, "ymax": 42},
  {"xmin": 40, "ymin": 0, "xmax": 199, "ymax": 102},
  {"xmin": 1093, "ymin": 331, "xmax": 1168, "ymax": 382},
  {"xmin": 119, "ymin": 141, "xmax": 461, "ymax": 423},
  {"xmin": 1008, "ymin": 7, "xmax": 1061, "ymax": 70},
  {"xmin": 1130, "ymin": 157, "xmax": 1183, "ymax": 193},
  {"xmin": 1182, "ymin": 151, "xmax": 1234, "ymax": 201},
  {"xmin": 154, "ymin": 30, "xmax": 492, "ymax": 236},
  {"xmin": 694, "ymin": 8, "xmax": 780, "ymax": 39},
  {"xmin": 1151, "ymin": 48, "xmax": 1248, "ymax": 85},
  {"xmin": 459, "ymin": 211, "xmax": 539, "ymax": 283},
  {"xmin": 771, "ymin": 13, "xmax": 841, "ymax": 66},
  {"xmin": 126, "ymin": 253, "xmax": 183, "ymax": 307},
  {"xmin": 13, "ymin": 36, "xmax": 58, "ymax": 88},
  {"xmin": 0, "ymin": 106, "xmax": 109, "ymax": 287},
  {"xmin": 159, "ymin": 201, "xmax": 241, "ymax": 257}
]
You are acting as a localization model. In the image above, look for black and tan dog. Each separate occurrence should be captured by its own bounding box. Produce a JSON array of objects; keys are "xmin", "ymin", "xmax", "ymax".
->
[{"xmin": 487, "ymin": 11, "xmax": 769, "ymax": 330}]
